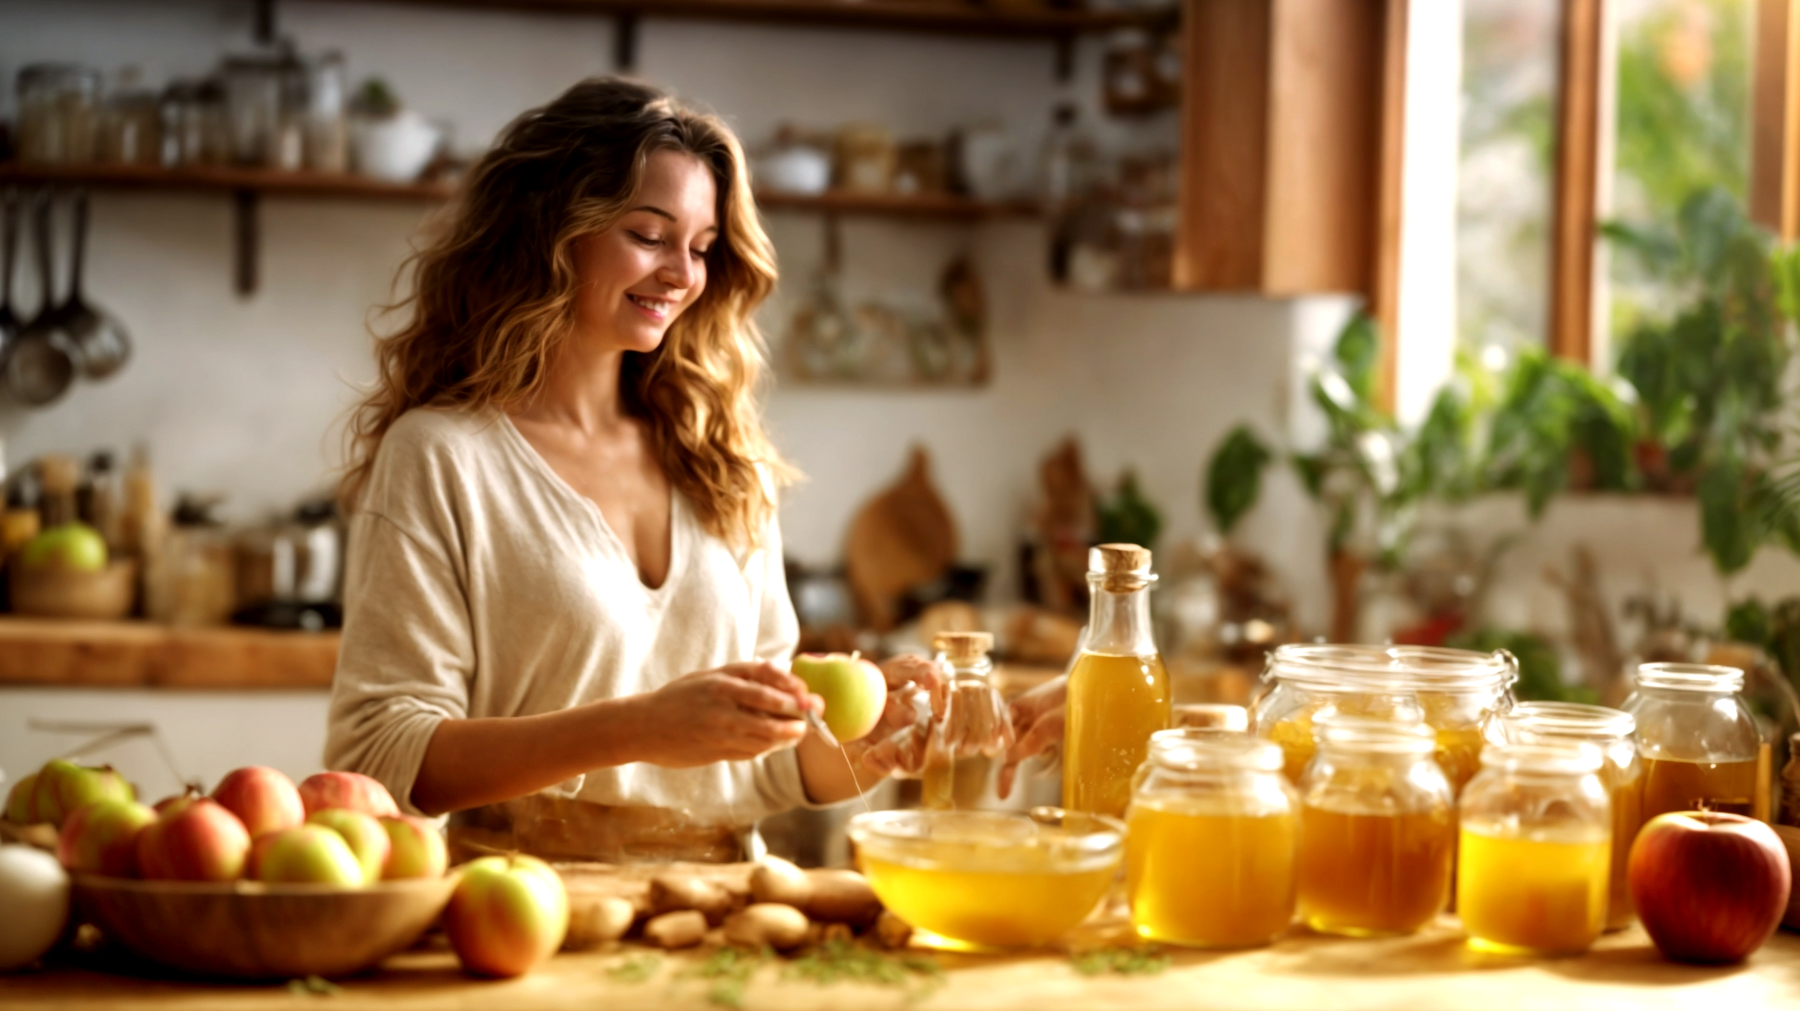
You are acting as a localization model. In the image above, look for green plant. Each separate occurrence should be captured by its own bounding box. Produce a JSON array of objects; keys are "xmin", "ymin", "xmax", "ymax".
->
[
  {"xmin": 1096, "ymin": 469, "xmax": 1162, "ymax": 551},
  {"xmin": 1483, "ymin": 346, "xmax": 1636, "ymax": 516},
  {"xmin": 1204, "ymin": 425, "xmax": 1273, "ymax": 537}
]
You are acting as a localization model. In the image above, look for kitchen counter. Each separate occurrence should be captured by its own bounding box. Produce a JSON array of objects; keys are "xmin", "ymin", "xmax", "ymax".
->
[{"xmin": 3, "ymin": 919, "xmax": 1796, "ymax": 1010}]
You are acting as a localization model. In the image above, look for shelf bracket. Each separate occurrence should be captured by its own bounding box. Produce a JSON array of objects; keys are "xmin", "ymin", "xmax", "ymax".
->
[
  {"xmin": 234, "ymin": 188, "xmax": 259, "ymax": 297},
  {"xmin": 615, "ymin": 11, "xmax": 640, "ymax": 71}
]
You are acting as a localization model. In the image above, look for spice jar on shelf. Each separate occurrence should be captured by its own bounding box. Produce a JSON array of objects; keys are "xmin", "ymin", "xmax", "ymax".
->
[
  {"xmin": 1294, "ymin": 714, "xmax": 1456, "ymax": 937},
  {"xmin": 1126, "ymin": 731, "xmax": 1298, "ymax": 948},
  {"xmin": 1457, "ymin": 742, "xmax": 1612, "ymax": 955},
  {"xmin": 1502, "ymin": 702, "xmax": 1641, "ymax": 930},
  {"xmin": 1623, "ymin": 662, "xmax": 1770, "ymax": 822},
  {"xmin": 17, "ymin": 63, "xmax": 100, "ymax": 164},
  {"xmin": 99, "ymin": 67, "xmax": 161, "ymax": 166}
]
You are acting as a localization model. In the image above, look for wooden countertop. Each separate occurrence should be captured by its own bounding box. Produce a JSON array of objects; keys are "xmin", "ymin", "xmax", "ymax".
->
[
  {"xmin": 0, "ymin": 617, "xmax": 338, "ymax": 689},
  {"xmin": 3, "ymin": 918, "xmax": 1796, "ymax": 1010}
]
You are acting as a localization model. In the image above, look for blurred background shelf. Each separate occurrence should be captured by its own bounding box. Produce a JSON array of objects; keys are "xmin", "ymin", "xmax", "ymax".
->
[
  {"xmin": 756, "ymin": 188, "xmax": 1039, "ymax": 219},
  {"xmin": 0, "ymin": 162, "xmax": 453, "ymax": 201},
  {"xmin": 0, "ymin": 617, "xmax": 339, "ymax": 689}
]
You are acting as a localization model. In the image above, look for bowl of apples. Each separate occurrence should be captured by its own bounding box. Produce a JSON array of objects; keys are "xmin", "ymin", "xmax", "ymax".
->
[{"xmin": 40, "ymin": 764, "xmax": 457, "ymax": 979}]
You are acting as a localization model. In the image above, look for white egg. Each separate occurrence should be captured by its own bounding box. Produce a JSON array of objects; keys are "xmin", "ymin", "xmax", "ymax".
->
[{"xmin": 0, "ymin": 845, "xmax": 70, "ymax": 972}]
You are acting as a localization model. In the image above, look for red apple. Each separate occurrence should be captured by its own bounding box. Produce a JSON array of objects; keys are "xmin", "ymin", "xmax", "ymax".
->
[
  {"xmin": 57, "ymin": 799, "xmax": 157, "ymax": 877},
  {"xmin": 297, "ymin": 772, "xmax": 400, "ymax": 819},
  {"xmin": 211, "ymin": 767, "xmax": 304, "ymax": 838},
  {"xmin": 250, "ymin": 826, "xmax": 364, "ymax": 886},
  {"xmin": 137, "ymin": 798, "xmax": 251, "ymax": 882},
  {"xmin": 152, "ymin": 788, "xmax": 201, "ymax": 816},
  {"xmin": 306, "ymin": 810, "xmax": 389, "ymax": 884},
  {"xmin": 791, "ymin": 651, "xmax": 888, "ymax": 742},
  {"xmin": 445, "ymin": 854, "xmax": 569, "ymax": 978},
  {"xmin": 30, "ymin": 760, "xmax": 135, "ymax": 828},
  {"xmin": 380, "ymin": 816, "xmax": 448, "ymax": 880},
  {"xmin": 1629, "ymin": 811, "xmax": 1792, "ymax": 964},
  {"xmin": 5, "ymin": 773, "xmax": 39, "ymax": 824}
]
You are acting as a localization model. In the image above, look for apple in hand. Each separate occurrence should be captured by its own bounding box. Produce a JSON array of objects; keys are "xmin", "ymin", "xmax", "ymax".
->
[
  {"xmin": 5, "ymin": 773, "xmax": 39, "ymax": 824},
  {"xmin": 57, "ymin": 799, "xmax": 157, "ymax": 877},
  {"xmin": 380, "ymin": 816, "xmax": 448, "ymax": 880},
  {"xmin": 305, "ymin": 810, "xmax": 389, "ymax": 884},
  {"xmin": 31, "ymin": 760, "xmax": 135, "ymax": 828},
  {"xmin": 211, "ymin": 767, "xmax": 304, "ymax": 838},
  {"xmin": 297, "ymin": 772, "xmax": 399, "ymax": 819},
  {"xmin": 137, "ymin": 798, "xmax": 251, "ymax": 882},
  {"xmin": 251, "ymin": 826, "xmax": 365, "ymax": 886},
  {"xmin": 445, "ymin": 854, "xmax": 569, "ymax": 978},
  {"xmin": 791, "ymin": 652, "xmax": 888, "ymax": 743},
  {"xmin": 1629, "ymin": 811, "xmax": 1793, "ymax": 964}
]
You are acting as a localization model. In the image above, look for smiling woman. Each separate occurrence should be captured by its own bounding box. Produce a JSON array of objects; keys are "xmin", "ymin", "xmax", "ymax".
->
[{"xmin": 323, "ymin": 78, "xmax": 935, "ymax": 864}]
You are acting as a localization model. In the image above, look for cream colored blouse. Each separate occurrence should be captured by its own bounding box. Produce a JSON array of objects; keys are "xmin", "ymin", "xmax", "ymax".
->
[{"xmin": 323, "ymin": 406, "xmax": 809, "ymax": 852}]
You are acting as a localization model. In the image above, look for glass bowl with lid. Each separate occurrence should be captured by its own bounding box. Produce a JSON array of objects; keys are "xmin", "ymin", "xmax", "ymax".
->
[
  {"xmin": 1252, "ymin": 643, "xmax": 1517, "ymax": 793},
  {"xmin": 847, "ymin": 807, "xmax": 1124, "ymax": 950}
]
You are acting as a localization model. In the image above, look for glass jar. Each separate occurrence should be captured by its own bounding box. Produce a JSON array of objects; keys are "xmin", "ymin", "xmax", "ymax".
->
[
  {"xmin": 1064, "ymin": 544, "xmax": 1172, "ymax": 817},
  {"xmin": 1126, "ymin": 732, "xmax": 1297, "ymax": 948},
  {"xmin": 1295, "ymin": 715, "xmax": 1456, "ymax": 936},
  {"xmin": 222, "ymin": 51, "xmax": 287, "ymax": 167},
  {"xmin": 1624, "ymin": 662, "xmax": 1769, "ymax": 821},
  {"xmin": 1457, "ymin": 742, "xmax": 1612, "ymax": 955},
  {"xmin": 1502, "ymin": 702, "xmax": 1641, "ymax": 931},
  {"xmin": 99, "ymin": 69, "xmax": 162, "ymax": 167},
  {"xmin": 919, "ymin": 632, "xmax": 1014, "ymax": 811},
  {"xmin": 17, "ymin": 63, "xmax": 100, "ymax": 164},
  {"xmin": 1253, "ymin": 643, "xmax": 1517, "ymax": 793}
]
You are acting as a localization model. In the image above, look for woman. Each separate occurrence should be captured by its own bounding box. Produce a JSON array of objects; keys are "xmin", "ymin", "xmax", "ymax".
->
[{"xmin": 325, "ymin": 78, "xmax": 931, "ymax": 863}]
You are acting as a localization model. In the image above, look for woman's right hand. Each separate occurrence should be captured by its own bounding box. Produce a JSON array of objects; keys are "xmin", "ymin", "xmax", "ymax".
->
[
  {"xmin": 998, "ymin": 674, "xmax": 1067, "ymax": 798},
  {"xmin": 633, "ymin": 661, "xmax": 819, "ymax": 768}
]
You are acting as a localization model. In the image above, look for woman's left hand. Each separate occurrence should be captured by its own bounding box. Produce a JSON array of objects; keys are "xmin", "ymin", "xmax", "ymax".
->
[{"xmin": 795, "ymin": 653, "xmax": 942, "ymax": 803}]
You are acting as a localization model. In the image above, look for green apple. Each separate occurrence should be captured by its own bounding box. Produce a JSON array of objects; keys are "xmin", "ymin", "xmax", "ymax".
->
[
  {"xmin": 306, "ymin": 809, "xmax": 390, "ymax": 884},
  {"xmin": 791, "ymin": 652, "xmax": 888, "ymax": 743},
  {"xmin": 31, "ymin": 760, "xmax": 135, "ymax": 828},
  {"xmin": 17, "ymin": 523, "xmax": 107, "ymax": 573},
  {"xmin": 445, "ymin": 854, "xmax": 569, "ymax": 978},
  {"xmin": 5, "ymin": 773, "xmax": 39, "ymax": 824},
  {"xmin": 250, "ymin": 826, "xmax": 364, "ymax": 887},
  {"xmin": 57, "ymin": 799, "xmax": 157, "ymax": 876},
  {"xmin": 380, "ymin": 816, "xmax": 448, "ymax": 880}
]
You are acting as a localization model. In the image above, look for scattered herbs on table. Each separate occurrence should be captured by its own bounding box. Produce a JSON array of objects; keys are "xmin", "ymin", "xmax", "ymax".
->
[
  {"xmin": 784, "ymin": 938, "xmax": 943, "ymax": 1000},
  {"xmin": 606, "ymin": 953, "xmax": 662, "ymax": 983},
  {"xmin": 284, "ymin": 975, "xmax": 344, "ymax": 998},
  {"xmin": 680, "ymin": 945, "xmax": 771, "ymax": 1009},
  {"xmin": 1069, "ymin": 946, "xmax": 1170, "ymax": 977}
]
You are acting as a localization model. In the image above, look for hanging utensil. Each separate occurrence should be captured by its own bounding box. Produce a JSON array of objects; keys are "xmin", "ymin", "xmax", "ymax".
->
[
  {"xmin": 5, "ymin": 190, "xmax": 77, "ymax": 407},
  {"xmin": 60, "ymin": 190, "xmax": 130, "ymax": 379},
  {"xmin": 0, "ymin": 190, "xmax": 20, "ymax": 365}
]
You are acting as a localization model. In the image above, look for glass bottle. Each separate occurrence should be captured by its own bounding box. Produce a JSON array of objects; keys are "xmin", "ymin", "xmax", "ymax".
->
[
  {"xmin": 920, "ymin": 632, "xmax": 1014, "ymax": 811},
  {"xmin": 1502, "ymin": 702, "xmax": 1641, "ymax": 931},
  {"xmin": 1458, "ymin": 742, "xmax": 1612, "ymax": 955},
  {"xmin": 1126, "ymin": 732, "xmax": 1297, "ymax": 948},
  {"xmin": 1064, "ymin": 543, "xmax": 1172, "ymax": 818},
  {"xmin": 1253, "ymin": 643, "xmax": 1516, "ymax": 794},
  {"xmin": 1623, "ymin": 662, "xmax": 1769, "ymax": 822},
  {"xmin": 1294, "ymin": 715, "xmax": 1456, "ymax": 936},
  {"xmin": 16, "ymin": 63, "xmax": 100, "ymax": 165}
]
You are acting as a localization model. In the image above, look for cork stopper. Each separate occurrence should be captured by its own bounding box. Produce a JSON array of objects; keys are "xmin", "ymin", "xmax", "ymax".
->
[
  {"xmin": 1089, "ymin": 543, "xmax": 1151, "ymax": 575},
  {"xmin": 932, "ymin": 631, "xmax": 994, "ymax": 664}
]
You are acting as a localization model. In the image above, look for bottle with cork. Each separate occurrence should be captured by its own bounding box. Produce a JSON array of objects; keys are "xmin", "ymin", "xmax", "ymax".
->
[
  {"xmin": 1063, "ymin": 543, "xmax": 1172, "ymax": 817},
  {"xmin": 919, "ymin": 631, "xmax": 1015, "ymax": 811}
]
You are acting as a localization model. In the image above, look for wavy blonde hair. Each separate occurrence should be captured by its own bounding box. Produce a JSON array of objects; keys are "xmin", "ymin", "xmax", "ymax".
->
[{"xmin": 343, "ymin": 78, "xmax": 793, "ymax": 551}]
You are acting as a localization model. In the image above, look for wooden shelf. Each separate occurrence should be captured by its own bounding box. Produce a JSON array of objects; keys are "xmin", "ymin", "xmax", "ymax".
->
[
  {"xmin": 0, "ymin": 162, "xmax": 453, "ymax": 201},
  {"xmin": 0, "ymin": 617, "xmax": 339, "ymax": 690},
  {"xmin": 310, "ymin": 0, "xmax": 1173, "ymax": 37},
  {"xmin": 756, "ymin": 188, "xmax": 1038, "ymax": 219}
]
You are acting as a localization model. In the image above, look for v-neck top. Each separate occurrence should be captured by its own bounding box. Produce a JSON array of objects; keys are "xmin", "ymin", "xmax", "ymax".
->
[{"xmin": 324, "ymin": 405, "xmax": 808, "ymax": 835}]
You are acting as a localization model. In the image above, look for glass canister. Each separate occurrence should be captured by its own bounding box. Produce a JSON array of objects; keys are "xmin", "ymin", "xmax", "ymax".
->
[
  {"xmin": 1295, "ymin": 715, "xmax": 1456, "ymax": 937},
  {"xmin": 919, "ymin": 632, "xmax": 1014, "ymax": 811},
  {"xmin": 1064, "ymin": 543, "xmax": 1172, "ymax": 818},
  {"xmin": 17, "ymin": 63, "xmax": 100, "ymax": 164},
  {"xmin": 1624, "ymin": 663, "xmax": 1769, "ymax": 822},
  {"xmin": 1126, "ymin": 732, "xmax": 1298, "ymax": 948},
  {"xmin": 1502, "ymin": 702, "xmax": 1641, "ymax": 931},
  {"xmin": 1457, "ymin": 742, "xmax": 1612, "ymax": 955},
  {"xmin": 1253, "ymin": 644, "xmax": 1517, "ymax": 793}
]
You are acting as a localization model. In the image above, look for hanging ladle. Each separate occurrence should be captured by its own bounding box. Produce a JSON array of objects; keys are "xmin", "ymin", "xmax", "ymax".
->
[
  {"xmin": 60, "ymin": 190, "xmax": 130, "ymax": 379},
  {"xmin": 0, "ymin": 190, "xmax": 20, "ymax": 364},
  {"xmin": 4, "ymin": 190, "xmax": 77, "ymax": 407}
]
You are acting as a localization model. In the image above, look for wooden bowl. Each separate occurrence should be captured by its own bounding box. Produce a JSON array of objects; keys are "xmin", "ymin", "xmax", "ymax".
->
[
  {"xmin": 73, "ymin": 873, "xmax": 458, "ymax": 979},
  {"xmin": 9, "ymin": 559, "xmax": 136, "ymax": 620}
]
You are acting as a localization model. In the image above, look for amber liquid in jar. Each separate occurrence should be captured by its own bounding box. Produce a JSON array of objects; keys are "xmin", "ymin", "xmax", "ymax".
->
[
  {"xmin": 1640, "ymin": 757, "xmax": 1765, "ymax": 821},
  {"xmin": 1126, "ymin": 802, "xmax": 1298, "ymax": 947},
  {"xmin": 922, "ymin": 754, "xmax": 997, "ymax": 811},
  {"xmin": 1458, "ymin": 825, "xmax": 1609, "ymax": 954},
  {"xmin": 1065, "ymin": 651, "xmax": 1172, "ymax": 817},
  {"xmin": 1604, "ymin": 775, "xmax": 1643, "ymax": 928},
  {"xmin": 1296, "ymin": 805, "xmax": 1455, "ymax": 935}
]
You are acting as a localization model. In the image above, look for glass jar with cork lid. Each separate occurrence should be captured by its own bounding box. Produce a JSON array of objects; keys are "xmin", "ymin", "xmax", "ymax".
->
[
  {"xmin": 919, "ymin": 631, "xmax": 1014, "ymax": 811},
  {"xmin": 1063, "ymin": 543, "xmax": 1172, "ymax": 817}
]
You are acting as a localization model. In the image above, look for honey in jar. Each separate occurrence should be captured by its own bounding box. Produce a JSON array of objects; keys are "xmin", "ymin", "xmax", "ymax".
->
[
  {"xmin": 1065, "ymin": 544, "xmax": 1171, "ymax": 818},
  {"xmin": 1126, "ymin": 733, "xmax": 1298, "ymax": 948},
  {"xmin": 1503, "ymin": 702, "xmax": 1642, "ymax": 930},
  {"xmin": 1624, "ymin": 663, "xmax": 1770, "ymax": 822},
  {"xmin": 1294, "ymin": 717, "xmax": 1456, "ymax": 936},
  {"xmin": 1457, "ymin": 743, "xmax": 1611, "ymax": 955}
]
